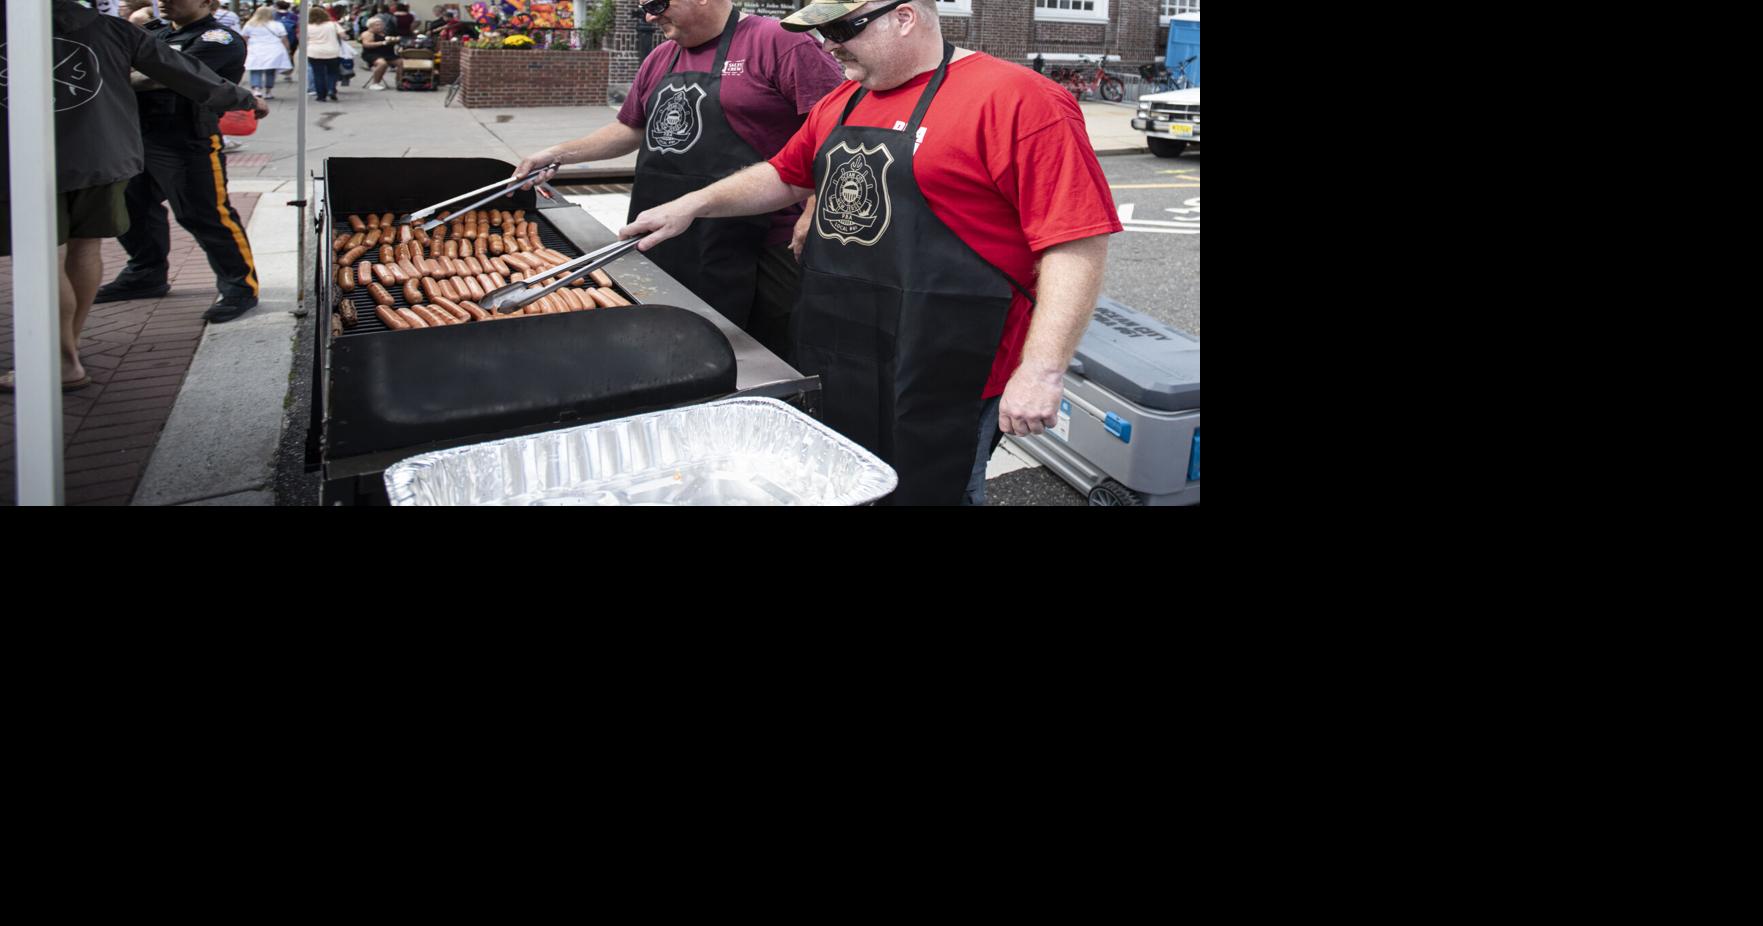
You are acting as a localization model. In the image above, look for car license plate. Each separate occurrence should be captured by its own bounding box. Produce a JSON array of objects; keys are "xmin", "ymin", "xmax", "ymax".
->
[{"xmin": 1170, "ymin": 123, "xmax": 1193, "ymax": 138}]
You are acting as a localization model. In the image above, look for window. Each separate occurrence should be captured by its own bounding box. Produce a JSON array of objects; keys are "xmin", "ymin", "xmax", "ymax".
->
[
  {"xmin": 1160, "ymin": 0, "xmax": 1201, "ymax": 25},
  {"xmin": 937, "ymin": 0, "xmax": 972, "ymax": 15},
  {"xmin": 1035, "ymin": 0, "xmax": 1109, "ymax": 23}
]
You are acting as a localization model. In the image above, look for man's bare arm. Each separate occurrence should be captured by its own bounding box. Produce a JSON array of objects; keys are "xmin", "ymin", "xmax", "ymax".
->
[
  {"xmin": 998, "ymin": 233, "xmax": 1111, "ymax": 437},
  {"xmin": 512, "ymin": 122, "xmax": 646, "ymax": 187},
  {"xmin": 619, "ymin": 162, "xmax": 812, "ymax": 251}
]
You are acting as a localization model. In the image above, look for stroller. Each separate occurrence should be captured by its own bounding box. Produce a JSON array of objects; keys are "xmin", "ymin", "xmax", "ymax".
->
[{"xmin": 397, "ymin": 34, "xmax": 438, "ymax": 92}]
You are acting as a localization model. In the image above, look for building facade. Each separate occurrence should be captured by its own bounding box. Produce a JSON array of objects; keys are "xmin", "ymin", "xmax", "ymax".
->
[{"xmin": 604, "ymin": 0, "xmax": 1200, "ymax": 100}]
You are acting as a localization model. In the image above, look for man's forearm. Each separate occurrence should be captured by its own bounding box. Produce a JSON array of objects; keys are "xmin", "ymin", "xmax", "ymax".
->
[
  {"xmin": 539, "ymin": 122, "xmax": 644, "ymax": 166},
  {"xmin": 1019, "ymin": 234, "xmax": 1110, "ymax": 376},
  {"xmin": 685, "ymin": 162, "xmax": 811, "ymax": 220}
]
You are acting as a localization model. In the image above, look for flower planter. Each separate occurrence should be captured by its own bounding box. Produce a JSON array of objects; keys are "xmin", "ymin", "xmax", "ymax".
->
[{"xmin": 458, "ymin": 45, "xmax": 610, "ymax": 108}]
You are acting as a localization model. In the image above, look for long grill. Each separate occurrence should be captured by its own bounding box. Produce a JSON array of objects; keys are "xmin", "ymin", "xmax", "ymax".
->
[{"xmin": 311, "ymin": 157, "xmax": 743, "ymax": 504}]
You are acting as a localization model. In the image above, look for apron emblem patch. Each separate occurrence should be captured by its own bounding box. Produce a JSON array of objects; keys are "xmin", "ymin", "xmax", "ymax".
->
[
  {"xmin": 201, "ymin": 29, "xmax": 234, "ymax": 44},
  {"xmin": 815, "ymin": 141, "xmax": 895, "ymax": 247},
  {"xmin": 646, "ymin": 83, "xmax": 706, "ymax": 155}
]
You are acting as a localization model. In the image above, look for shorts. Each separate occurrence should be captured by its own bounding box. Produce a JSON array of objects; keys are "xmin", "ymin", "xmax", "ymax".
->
[
  {"xmin": 0, "ymin": 180, "xmax": 130, "ymax": 257},
  {"xmin": 362, "ymin": 48, "xmax": 397, "ymax": 64}
]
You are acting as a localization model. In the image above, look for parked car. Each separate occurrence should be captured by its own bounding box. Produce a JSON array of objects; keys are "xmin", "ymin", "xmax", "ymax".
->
[{"xmin": 1132, "ymin": 87, "xmax": 1200, "ymax": 158}]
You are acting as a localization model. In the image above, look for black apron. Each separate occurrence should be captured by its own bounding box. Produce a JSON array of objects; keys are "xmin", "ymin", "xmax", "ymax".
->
[
  {"xmin": 627, "ymin": 10, "xmax": 770, "ymax": 329},
  {"xmin": 795, "ymin": 44, "xmax": 1034, "ymax": 506}
]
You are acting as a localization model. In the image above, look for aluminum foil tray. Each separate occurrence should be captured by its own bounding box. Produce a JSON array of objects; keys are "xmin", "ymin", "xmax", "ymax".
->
[{"xmin": 384, "ymin": 397, "xmax": 897, "ymax": 506}]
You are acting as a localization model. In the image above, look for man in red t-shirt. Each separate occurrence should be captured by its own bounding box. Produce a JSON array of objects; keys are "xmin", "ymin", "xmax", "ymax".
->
[
  {"xmin": 621, "ymin": 0, "xmax": 1121, "ymax": 505},
  {"xmin": 513, "ymin": 0, "xmax": 842, "ymax": 362}
]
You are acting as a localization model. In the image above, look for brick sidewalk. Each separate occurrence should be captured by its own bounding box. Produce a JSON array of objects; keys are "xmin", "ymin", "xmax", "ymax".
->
[{"xmin": 1, "ymin": 193, "xmax": 261, "ymax": 506}]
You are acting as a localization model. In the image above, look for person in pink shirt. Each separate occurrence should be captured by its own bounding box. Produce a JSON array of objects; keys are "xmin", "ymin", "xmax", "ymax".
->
[{"xmin": 514, "ymin": 0, "xmax": 842, "ymax": 362}]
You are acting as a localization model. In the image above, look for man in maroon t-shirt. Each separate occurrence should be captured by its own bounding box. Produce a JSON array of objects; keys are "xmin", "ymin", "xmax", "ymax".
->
[{"xmin": 515, "ymin": 0, "xmax": 842, "ymax": 362}]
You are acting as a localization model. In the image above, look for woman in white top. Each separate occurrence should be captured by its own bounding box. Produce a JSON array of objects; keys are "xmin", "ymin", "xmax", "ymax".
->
[
  {"xmin": 242, "ymin": 6, "xmax": 293, "ymax": 99},
  {"xmin": 306, "ymin": 5, "xmax": 348, "ymax": 103}
]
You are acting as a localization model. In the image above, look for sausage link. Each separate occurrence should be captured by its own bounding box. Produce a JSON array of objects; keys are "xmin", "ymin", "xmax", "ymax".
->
[
  {"xmin": 371, "ymin": 263, "xmax": 397, "ymax": 286},
  {"xmin": 348, "ymin": 215, "xmax": 367, "ymax": 233},
  {"xmin": 364, "ymin": 227, "xmax": 382, "ymax": 248},
  {"xmin": 337, "ymin": 266, "xmax": 356, "ymax": 293},
  {"xmin": 367, "ymin": 282, "xmax": 396, "ymax": 307},
  {"xmin": 394, "ymin": 242, "xmax": 411, "ymax": 263},
  {"xmin": 590, "ymin": 269, "xmax": 613, "ymax": 288},
  {"xmin": 340, "ymin": 245, "xmax": 368, "ymax": 266},
  {"xmin": 430, "ymin": 296, "xmax": 470, "ymax": 322},
  {"xmin": 397, "ymin": 307, "xmax": 428, "ymax": 329},
  {"xmin": 376, "ymin": 306, "xmax": 409, "ymax": 330},
  {"xmin": 365, "ymin": 213, "xmax": 381, "ymax": 229},
  {"xmin": 586, "ymin": 286, "xmax": 619, "ymax": 309},
  {"xmin": 379, "ymin": 244, "xmax": 395, "ymax": 264},
  {"xmin": 403, "ymin": 280, "xmax": 424, "ymax": 304}
]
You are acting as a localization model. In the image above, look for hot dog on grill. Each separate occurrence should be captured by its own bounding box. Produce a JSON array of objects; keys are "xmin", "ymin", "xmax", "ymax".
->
[
  {"xmin": 372, "ymin": 263, "xmax": 397, "ymax": 286},
  {"xmin": 348, "ymin": 215, "xmax": 367, "ymax": 233},
  {"xmin": 397, "ymin": 307, "xmax": 428, "ymax": 329},
  {"xmin": 430, "ymin": 296, "xmax": 471, "ymax": 322},
  {"xmin": 337, "ymin": 266, "xmax": 356, "ymax": 293},
  {"xmin": 365, "ymin": 213, "xmax": 380, "ymax": 229},
  {"xmin": 368, "ymin": 282, "xmax": 396, "ymax": 307},
  {"xmin": 403, "ymin": 280, "xmax": 424, "ymax": 304},
  {"xmin": 376, "ymin": 306, "xmax": 409, "ymax": 330},
  {"xmin": 340, "ymin": 245, "xmax": 368, "ymax": 266}
]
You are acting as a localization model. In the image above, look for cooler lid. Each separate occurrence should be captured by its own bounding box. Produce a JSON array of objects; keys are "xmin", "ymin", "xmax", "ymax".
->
[{"xmin": 1068, "ymin": 296, "xmax": 1200, "ymax": 412}]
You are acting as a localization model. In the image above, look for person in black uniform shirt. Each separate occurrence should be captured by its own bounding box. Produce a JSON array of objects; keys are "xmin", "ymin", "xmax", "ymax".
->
[
  {"xmin": 95, "ymin": 0, "xmax": 265, "ymax": 322},
  {"xmin": 1, "ymin": 0, "xmax": 265, "ymax": 391}
]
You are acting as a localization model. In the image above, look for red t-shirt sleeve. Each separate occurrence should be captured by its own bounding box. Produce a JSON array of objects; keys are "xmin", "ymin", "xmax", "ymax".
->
[
  {"xmin": 991, "ymin": 89, "xmax": 1123, "ymax": 252},
  {"xmin": 769, "ymin": 86, "xmax": 850, "ymax": 189},
  {"xmin": 1010, "ymin": 116, "xmax": 1123, "ymax": 250}
]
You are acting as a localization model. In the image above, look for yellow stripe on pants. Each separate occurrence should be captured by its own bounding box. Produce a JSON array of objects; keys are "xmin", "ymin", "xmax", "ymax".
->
[{"xmin": 207, "ymin": 135, "xmax": 259, "ymax": 296}]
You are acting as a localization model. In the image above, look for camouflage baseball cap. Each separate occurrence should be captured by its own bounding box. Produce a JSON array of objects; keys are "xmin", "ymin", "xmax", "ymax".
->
[{"xmin": 779, "ymin": 2, "xmax": 873, "ymax": 33}]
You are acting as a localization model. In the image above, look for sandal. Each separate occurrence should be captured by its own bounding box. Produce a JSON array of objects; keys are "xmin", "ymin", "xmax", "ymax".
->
[{"xmin": 0, "ymin": 370, "xmax": 93, "ymax": 393}]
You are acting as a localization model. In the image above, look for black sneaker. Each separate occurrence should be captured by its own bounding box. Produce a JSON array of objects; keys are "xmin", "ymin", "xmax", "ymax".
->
[
  {"xmin": 203, "ymin": 294, "xmax": 258, "ymax": 323},
  {"xmin": 93, "ymin": 281, "xmax": 170, "ymax": 304}
]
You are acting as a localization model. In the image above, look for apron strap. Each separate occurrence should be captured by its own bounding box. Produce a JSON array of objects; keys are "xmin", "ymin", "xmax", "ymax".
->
[
  {"xmin": 838, "ymin": 87, "xmax": 868, "ymax": 126},
  {"xmin": 904, "ymin": 43, "xmax": 955, "ymax": 136},
  {"xmin": 664, "ymin": 8, "xmax": 741, "ymax": 75}
]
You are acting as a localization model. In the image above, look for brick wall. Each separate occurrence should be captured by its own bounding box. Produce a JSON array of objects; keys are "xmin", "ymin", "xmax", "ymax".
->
[
  {"xmin": 459, "ymin": 46, "xmax": 610, "ymax": 108},
  {"xmin": 938, "ymin": 1, "xmax": 1164, "ymax": 70},
  {"xmin": 436, "ymin": 38, "xmax": 464, "ymax": 86},
  {"xmin": 607, "ymin": 12, "xmax": 645, "ymax": 103}
]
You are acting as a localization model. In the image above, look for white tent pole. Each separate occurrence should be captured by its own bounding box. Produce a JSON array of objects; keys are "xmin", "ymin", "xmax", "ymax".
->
[
  {"xmin": 294, "ymin": 2, "xmax": 309, "ymax": 319},
  {"xmin": 7, "ymin": 0, "xmax": 66, "ymax": 505}
]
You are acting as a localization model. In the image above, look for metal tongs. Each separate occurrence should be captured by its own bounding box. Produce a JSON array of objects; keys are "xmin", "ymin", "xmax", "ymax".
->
[
  {"xmin": 478, "ymin": 238, "xmax": 642, "ymax": 314},
  {"xmin": 407, "ymin": 162, "xmax": 561, "ymax": 232}
]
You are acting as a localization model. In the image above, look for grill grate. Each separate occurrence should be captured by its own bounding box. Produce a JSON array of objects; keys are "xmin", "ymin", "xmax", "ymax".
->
[{"xmin": 327, "ymin": 211, "xmax": 640, "ymax": 337}]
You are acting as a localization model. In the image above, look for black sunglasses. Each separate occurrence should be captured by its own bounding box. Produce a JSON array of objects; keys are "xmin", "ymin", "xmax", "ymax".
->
[
  {"xmin": 814, "ymin": 0, "xmax": 912, "ymax": 44},
  {"xmin": 635, "ymin": 0, "xmax": 669, "ymax": 16}
]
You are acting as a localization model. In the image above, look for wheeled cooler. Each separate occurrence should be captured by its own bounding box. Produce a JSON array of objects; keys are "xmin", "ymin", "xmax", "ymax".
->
[{"xmin": 1006, "ymin": 296, "xmax": 1200, "ymax": 506}]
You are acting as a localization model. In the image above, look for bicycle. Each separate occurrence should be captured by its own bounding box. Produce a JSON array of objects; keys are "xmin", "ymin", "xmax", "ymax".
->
[
  {"xmin": 1062, "ymin": 55, "xmax": 1124, "ymax": 103},
  {"xmin": 1137, "ymin": 56, "xmax": 1195, "ymax": 94},
  {"xmin": 1169, "ymin": 55, "xmax": 1196, "ymax": 90}
]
